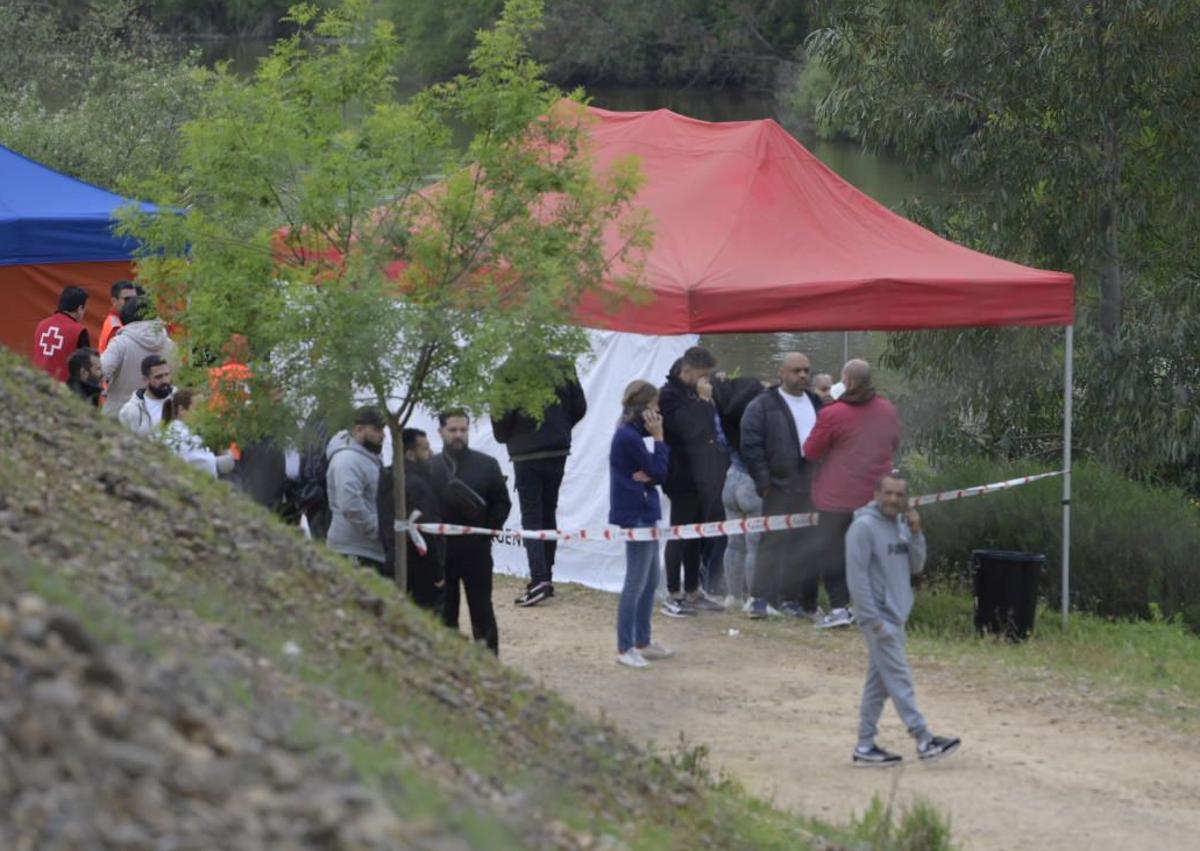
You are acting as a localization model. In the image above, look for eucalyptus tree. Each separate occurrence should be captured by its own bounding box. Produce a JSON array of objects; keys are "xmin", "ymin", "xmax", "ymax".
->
[{"xmin": 807, "ymin": 0, "xmax": 1200, "ymax": 486}]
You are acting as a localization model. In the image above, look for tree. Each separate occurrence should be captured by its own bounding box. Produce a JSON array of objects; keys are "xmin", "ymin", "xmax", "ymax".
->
[
  {"xmin": 122, "ymin": 0, "xmax": 650, "ymax": 589},
  {"xmin": 0, "ymin": 0, "xmax": 205, "ymax": 193},
  {"xmin": 805, "ymin": 1, "xmax": 1200, "ymax": 488}
]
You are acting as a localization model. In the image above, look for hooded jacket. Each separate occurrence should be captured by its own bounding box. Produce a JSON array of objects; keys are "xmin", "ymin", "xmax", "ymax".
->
[
  {"xmin": 658, "ymin": 360, "xmax": 729, "ymax": 496},
  {"xmin": 325, "ymin": 430, "xmax": 385, "ymax": 563},
  {"xmin": 491, "ymin": 364, "xmax": 587, "ymax": 462},
  {"xmin": 844, "ymin": 502, "xmax": 927, "ymax": 628},
  {"xmin": 100, "ymin": 319, "xmax": 177, "ymax": 418},
  {"xmin": 119, "ymin": 387, "xmax": 173, "ymax": 436},
  {"xmin": 803, "ymin": 394, "xmax": 900, "ymax": 512},
  {"xmin": 739, "ymin": 385, "xmax": 823, "ymax": 496}
]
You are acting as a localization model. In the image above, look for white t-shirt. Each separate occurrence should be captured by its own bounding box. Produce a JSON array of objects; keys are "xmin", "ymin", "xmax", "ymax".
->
[
  {"xmin": 143, "ymin": 394, "xmax": 167, "ymax": 428},
  {"xmin": 779, "ymin": 389, "xmax": 817, "ymax": 456}
]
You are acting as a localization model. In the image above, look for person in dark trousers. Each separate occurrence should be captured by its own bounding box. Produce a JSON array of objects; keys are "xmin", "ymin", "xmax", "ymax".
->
[
  {"xmin": 295, "ymin": 414, "xmax": 333, "ymax": 540},
  {"xmin": 609, "ymin": 380, "xmax": 674, "ymax": 668},
  {"xmin": 33, "ymin": 286, "xmax": 91, "ymax": 382},
  {"xmin": 492, "ymin": 357, "xmax": 587, "ymax": 607},
  {"xmin": 379, "ymin": 427, "xmax": 445, "ymax": 612},
  {"xmin": 658, "ymin": 346, "xmax": 730, "ymax": 616},
  {"xmin": 325, "ymin": 406, "xmax": 387, "ymax": 572},
  {"xmin": 432, "ymin": 410, "xmax": 512, "ymax": 655},
  {"xmin": 847, "ymin": 471, "xmax": 960, "ymax": 766},
  {"xmin": 804, "ymin": 359, "xmax": 902, "ymax": 630},
  {"xmin": 740, "ymin": 352, "xmax": 824, "ymax": 619},
  {"xmin": 65, "ymin": 347, "xmax": 103, "ymax": 407}
]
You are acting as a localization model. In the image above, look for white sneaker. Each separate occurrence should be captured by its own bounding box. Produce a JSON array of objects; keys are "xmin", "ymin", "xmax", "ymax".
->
[
  {"xmin": 639, "ymin": 641, "xmax": 675, "ymax": 660},
  {"xmin": 616, "ymin": 648, "xmax": 650, "ymax": 668}
]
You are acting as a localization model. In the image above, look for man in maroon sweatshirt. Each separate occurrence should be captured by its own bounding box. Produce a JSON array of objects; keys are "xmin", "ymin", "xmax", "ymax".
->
[{"xmin": 803, "ymin": 359, "xmax": 901, "ymax": 629}]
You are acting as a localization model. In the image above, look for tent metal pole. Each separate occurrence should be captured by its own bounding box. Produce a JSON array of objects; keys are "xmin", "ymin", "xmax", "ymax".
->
[
  {"xmin": 1061, "ymin": 324, "xmax": 1074, "ymax": 629},
  {"xmin": 843, "ymin": 331, "xmax": 849, "ymax": 364}
]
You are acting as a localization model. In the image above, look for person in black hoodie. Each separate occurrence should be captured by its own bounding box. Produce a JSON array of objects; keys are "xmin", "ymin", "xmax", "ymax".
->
[
  {"xmin": 432, "ymin": 410, "xmax": 512, "ymax": 655},
  {"xmin": 739, "ymin": 352, "xmax": 824, "ymax": 619},
  {"xmin": 66, "ymin": 347, "xmax": 103, "ymax": 407},
  {"xmin": 658, "ymin": 346, "xmax": 730, "ymax": 616},
  {"xmin": 491, "ymin": 357, "xmax": 587, "ymax": 607},
  {"xmin": 378, "ymin": 427, "xmax": 446, "ymax": 612}
]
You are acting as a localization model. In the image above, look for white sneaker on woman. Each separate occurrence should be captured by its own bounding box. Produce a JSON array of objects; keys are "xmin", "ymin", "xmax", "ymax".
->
[
  {"xmin": 616, "ymin": 648, "xmax": 650, "ymax": 668},
  {"xmin": 639, "ymin": 641, "xmax": 675, "ymax": 660}
]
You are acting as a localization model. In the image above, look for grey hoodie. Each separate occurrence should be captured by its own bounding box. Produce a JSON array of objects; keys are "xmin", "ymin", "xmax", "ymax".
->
[
  {"xmin": 844, "ymin": 502, "xmax": 927, "ymax": 627},
  {"xmin": 100, "ymin": 319, "xmax": 177, "ymax": 418},
  {"xmin": 324, "ymin": 430, "xmax": 385, "ymax": 563}
]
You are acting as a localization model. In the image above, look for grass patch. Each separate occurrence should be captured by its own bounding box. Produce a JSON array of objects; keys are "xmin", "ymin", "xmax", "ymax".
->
[{"xmin": 908, "ymin": 576, "xmax": 1200, "ymax": 726}]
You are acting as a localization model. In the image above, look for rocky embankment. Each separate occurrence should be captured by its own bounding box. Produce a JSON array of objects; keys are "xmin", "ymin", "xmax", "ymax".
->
[{"xmin": 0, "ymin": 352, "xmax": 849, "ymax": 850}]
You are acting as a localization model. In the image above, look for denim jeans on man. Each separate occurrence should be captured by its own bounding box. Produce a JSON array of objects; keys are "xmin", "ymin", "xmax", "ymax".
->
[
  {"xmin": 618, "ymin": 540, "xmax": 661, "ymax": 652},
  {"xmin": 721, "ymin": 461, "xmax": 762, "ymax": 599}
]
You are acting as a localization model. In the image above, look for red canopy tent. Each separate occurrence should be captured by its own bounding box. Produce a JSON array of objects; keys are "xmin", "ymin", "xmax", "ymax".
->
[
  {"xmin": 574, "ymin": 106, "xmax": 1074, "ymax": 334},
  {"xmin": 571, "ymin": 106, "xmax": 1076, "ymax": 622}
]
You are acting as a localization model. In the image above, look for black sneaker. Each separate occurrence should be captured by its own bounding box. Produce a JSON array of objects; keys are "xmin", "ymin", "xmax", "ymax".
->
[
  {"xmin": 917, "ymin": 735, "xmax": 961, "ymax": 763},
  {"xmin": 852, "ymin": 744, "xmax": 903, "ymax": 767},
  {"xmin": 515, "ymin": 582, "xmax": 553, "ymax": 607}
]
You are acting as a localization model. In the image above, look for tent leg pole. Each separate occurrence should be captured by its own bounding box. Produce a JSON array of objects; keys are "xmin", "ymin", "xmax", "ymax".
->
[
  {"xmin": 843, "ymin": 331, "xmax": 849, "ymax": 364},
  {"xmin": 1061, "ymin": 325, "xmax": 1074, "ymax": 629}
]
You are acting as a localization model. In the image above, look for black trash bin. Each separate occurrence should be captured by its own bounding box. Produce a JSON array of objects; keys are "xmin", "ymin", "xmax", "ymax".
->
[{"xmin": 971, "ymin": 549, "xmax": 1045, "ymax": 641}]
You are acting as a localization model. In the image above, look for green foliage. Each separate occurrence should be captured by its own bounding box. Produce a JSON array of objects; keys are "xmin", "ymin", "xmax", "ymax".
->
[
  {"xmin": 122, "ymin": 0, "xmax": 650, "ymax": 450},
  {"xmin": 849, "ymin": 793, "xmax": 958, "ymax": 851},
  {"xmin": 387, "ymin": 0, "xmax": 810, "ymax": 86},
  {"xmin": 806, "ymin": 1, "xmax": 1200, "ymax": 490},
  {"xmin": 0, "ymin": 1, "xmax": 206, "ymax": 193},
  {"xmin": 907, "ymin": 456, "xmax": 1200, "ymax": 629}
]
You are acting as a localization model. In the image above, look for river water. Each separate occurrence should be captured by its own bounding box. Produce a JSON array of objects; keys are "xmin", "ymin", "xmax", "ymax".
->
[{"xmin": 203, "ymin": 43, "xmax": 937, "ymax": 383}]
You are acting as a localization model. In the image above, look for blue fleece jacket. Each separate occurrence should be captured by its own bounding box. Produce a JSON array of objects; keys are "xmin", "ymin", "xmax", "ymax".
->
[{"xmin": 609, "ymin": 420, "xmax": 670, "ymax": 528}]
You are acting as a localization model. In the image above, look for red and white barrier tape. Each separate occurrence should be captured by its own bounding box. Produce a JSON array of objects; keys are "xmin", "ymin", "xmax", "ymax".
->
[
  {"xmin": 396, "ymin": 470, "xmax": 1065, "ymax": 555},
  {"xmin": 906, "ymin": 470, "xmax": 1065, "ymax": 508}
]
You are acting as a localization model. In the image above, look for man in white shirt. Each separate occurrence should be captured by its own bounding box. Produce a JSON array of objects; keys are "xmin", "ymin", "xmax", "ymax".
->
[
  {"xmin": 118, "ymin": 355, "xmax": 175, "ymax": 436},
  {"xmin": 738, "ymin": 352, "xmax": 825, "ymax": 619}
]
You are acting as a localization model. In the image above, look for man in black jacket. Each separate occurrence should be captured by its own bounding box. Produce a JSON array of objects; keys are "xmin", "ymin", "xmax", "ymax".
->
[
  {"xmin": 379, "ymin": 428, "xmax": 446, "ymax": 612},
  {"xmin": 739, "ymin": 352, "xmax": 824, "ymax": 619},
  {"xmin": 432, "ymin": 410, "xmax": 512, "ymax": 655},
  {"xmin": 659, "ymin": 346, "xmax": 730, "ymax": 616},
  {"xmin": 66, "ymin": 347, "xmax": 103, "ymax": 407},
  {"xmin": 491, "ymin": 358, "xmax": 587, "ymax": 607}
]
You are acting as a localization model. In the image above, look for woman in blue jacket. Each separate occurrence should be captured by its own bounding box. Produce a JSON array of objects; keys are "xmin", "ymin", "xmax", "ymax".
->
[{"xmin": 610, "ymin": 380, "xmax": 674, "ymax": 668}]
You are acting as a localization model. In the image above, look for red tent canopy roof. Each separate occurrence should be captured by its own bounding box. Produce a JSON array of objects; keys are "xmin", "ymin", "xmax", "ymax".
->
[{"xmin": 577, "ymin": 106, "xmax": 1074, "ymax": 333}]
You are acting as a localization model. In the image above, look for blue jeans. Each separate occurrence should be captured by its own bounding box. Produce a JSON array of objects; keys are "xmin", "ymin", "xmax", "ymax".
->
[
  {"xmin": 721, "ymin": 465, "xmax": 763, "ymax": 599},
  {"xmin": 618, "ymin": 540, "xmax": 660, "ymax": 652}
]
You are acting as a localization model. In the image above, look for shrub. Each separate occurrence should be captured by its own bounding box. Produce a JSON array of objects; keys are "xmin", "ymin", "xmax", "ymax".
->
[{"xmin": 907, "ymin": 456, "xmax": 1200, "ymax": 630}]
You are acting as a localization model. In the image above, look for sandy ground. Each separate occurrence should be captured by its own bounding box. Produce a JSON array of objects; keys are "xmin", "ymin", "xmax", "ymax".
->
[{"xmin": 485, "ymin": 576, "xmax": 1200, "ymax": 851}]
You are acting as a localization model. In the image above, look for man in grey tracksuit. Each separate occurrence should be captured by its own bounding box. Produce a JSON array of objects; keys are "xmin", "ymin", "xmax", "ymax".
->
[{"xmin": 845, "ymin": 471, "xmax": 961, "ymax": 766}]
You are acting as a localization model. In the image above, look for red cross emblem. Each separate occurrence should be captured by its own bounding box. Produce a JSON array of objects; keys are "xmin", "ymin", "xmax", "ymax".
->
[{"xmin": 39, "ymin": 326, "xmax": 65, "ymax": 358}]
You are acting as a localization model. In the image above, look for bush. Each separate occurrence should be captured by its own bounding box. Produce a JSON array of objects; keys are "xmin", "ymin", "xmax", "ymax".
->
[{"xmin": 907, "ymin": 456, "xmax": 1200, "ymax": 630}]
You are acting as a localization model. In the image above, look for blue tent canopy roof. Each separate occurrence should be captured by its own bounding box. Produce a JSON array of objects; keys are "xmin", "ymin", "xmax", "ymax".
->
[{"xmin": 0, "ymin": 143, "xmax": 156, "ymax": 267}]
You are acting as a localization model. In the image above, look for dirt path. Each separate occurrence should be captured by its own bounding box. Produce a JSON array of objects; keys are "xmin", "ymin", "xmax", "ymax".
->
[{"xmin": 489, "ymin": 577, "xmax": 1200, "ymax": 851}]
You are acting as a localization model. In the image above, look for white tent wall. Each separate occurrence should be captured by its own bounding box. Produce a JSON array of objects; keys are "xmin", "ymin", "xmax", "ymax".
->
[{"xmin": 400, "ymin": 329, "xmax": 697, "ymax": 592}]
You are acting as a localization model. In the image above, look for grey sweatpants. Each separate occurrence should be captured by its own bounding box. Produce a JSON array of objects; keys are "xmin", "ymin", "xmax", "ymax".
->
[{"xmin": 858, "ymin": 621, "xmax": 929, "ymax": 748}]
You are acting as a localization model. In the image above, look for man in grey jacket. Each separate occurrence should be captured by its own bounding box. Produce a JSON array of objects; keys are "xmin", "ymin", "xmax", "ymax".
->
[
  {"xmin": 325, "ymin": 407, "xmax": 387, "ymax": 571},
  {"xmin": 846, "ymin": 471, "xmax": 960, "ymax": 766}
]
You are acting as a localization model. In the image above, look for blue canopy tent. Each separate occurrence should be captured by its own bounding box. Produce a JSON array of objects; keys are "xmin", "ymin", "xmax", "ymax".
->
[{"xmin": 0, "ymin": 143, "xmax": 156, "ymax": 359}]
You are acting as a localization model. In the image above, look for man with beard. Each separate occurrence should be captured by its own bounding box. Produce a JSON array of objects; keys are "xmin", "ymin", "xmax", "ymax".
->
[
  {"xmin": 804, "ymin": 359, "xmax": 902, "ymax": 630},
  {"xmin": 432, "ymin": 410, "xmax": 511, "ymax": 655},
  {"xmin": 658, "ymin": 346, "xmax": 730, "ymax": 615},
  {"xmin": 66, "ymin": 348, "xmax": 103, "ymax": 407},
  {"xmin": 325, "ymin": 406, "xmax": 387, "ymax": 573},
  {"xmin": 117, "ymin": 355, "xmax": 175, "ymax": 435},
  {"xmin": 378, "ymin": 428, "xmax": 445, "ymax": 612}
]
